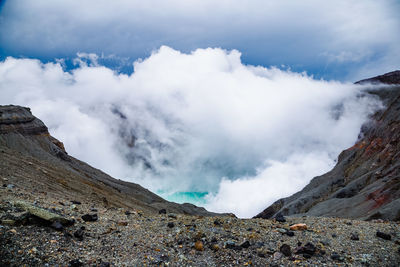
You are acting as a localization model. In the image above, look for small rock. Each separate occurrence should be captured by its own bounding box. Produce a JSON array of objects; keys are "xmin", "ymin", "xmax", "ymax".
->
[
  {"xmin": 280, "ymin": 244, "xmax": 291, "ymax": 256},
  {"xmin": 213, "ymin": 219, "xmax": 222, "ymax": 226},
  {"xmin": 167, "ymin": 222, "xmax": 175, "ymax": 228},
  {"xmin": 1, "ymin": 219, "xmax": 16, "ymax": 225},
  {"xmin": 159, "ymin": 209, "xmax": 167, "ymax": 214},
  {"xmin": 225, "ymin": 241, "xmax": 238, "ymax": 249},
  {"xmin": 240, "ymin": 240, "xmax": 251, "ymax": 249},
  {"xmin": 51, "ymin": 221, "xmax": 64, "ymax": 231},
  {"xmin": 304, "ymin": 242, "xmax": 316, "ymax": 255},
  {"xmin": 117, "ymin": 221, "xmax": 128, "ymax": 226},
  {"xmin": 99, "ymin": 263, "xmax": 110, "ymax": 267},
  {"xmin": 350, "ymin": 233, "xmax": 359, "ymax": 241},
  {"xmin": 71, "ymin": 200, "xmax": 81, "ymax": 205},
  {"xmin": 69, "ymin": 259, "xmax": 83, "ymax": 267},
  {"xmin": 376, "ymin": 231, "xmax": 391, "ymax": 240},
  {"xmin": 194, "ymin": 241, "xmax": 204, "ymax": 251},
  {"xmin": 295, "ymin": 242, "xmax": 316, "ymax": 257},
  {"xmin": 74, "ymin": 228, "xmax": 84, "ymax": 241},
  {"xmin": 28, "ymin": 247, "xmax": 38, "ymax": 254},
  {"xmin": 168, "ymin": 213, "xmax": 177, "ymax": 219},
  {"xmin": 277, "ymin": 228, "xmax": 287, "ymax": 234},
  {"xmin": 331, "ymin": 252, "xmax": 344, "ymax": 261},
  {"xmin": 273, "ymin": 252, "xmax": 283, "ymax": 260},
  {"xmin": 286, "ymin": 231, "xmax": 295, "ymax": 237},
  {"xmin": 290, "ymin": 223, "xmax": 307, "ymax": 231},
  {"xmin": 257, "ymin": 250, "xmax": 266, "ymax": 258},
  {"xmin": 7, "ymin": 184, "xmax": 15, "ymax": 189},
  {"xmin": 81, "ymin": 214, "xmax": 98, "ymax": 222},
  {"xmin": 211, "ymin": 244, "xmax": 220, "ymax": 251},
  {"xmin": 275, "ymin": 213, "xmax": 286, "ymax": 222},
  {"xmin": 254, "ymin": 242, "xmax": 264, "ymax": 248}
]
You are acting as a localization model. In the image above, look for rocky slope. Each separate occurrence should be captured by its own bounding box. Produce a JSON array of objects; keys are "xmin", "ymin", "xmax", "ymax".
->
[
  {"xmin": 255, "ymin": 70, "xmax": 400, "ymax": 221},
  {"xmin": 1, "ymin": 202, "xmax": 399, "ymax": 266},
  {"xmin": 0, "ymin": 105, "xmax": 217, "ymax": 216},
  {"xmin": 0, "ymin": 76, "xmax": 399, "ymax": 266}
]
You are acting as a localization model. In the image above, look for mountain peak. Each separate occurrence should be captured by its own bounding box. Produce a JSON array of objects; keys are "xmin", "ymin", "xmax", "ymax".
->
[{"xmin": 355, "ymin": 70, "xmax": 400, "ymax": 85}]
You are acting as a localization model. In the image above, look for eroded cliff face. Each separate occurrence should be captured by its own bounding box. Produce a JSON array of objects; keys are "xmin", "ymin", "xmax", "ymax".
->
[
  {"xmin": 0, "ymin": 105, "xmax": 218, "ymax": 216},
  {"xmin": 255, "ymin": 71, "xmax": 400, "ymax": 221},
  {"xmin": 0, "ymin": 106, "xmax": 48, "ymax": 135}
]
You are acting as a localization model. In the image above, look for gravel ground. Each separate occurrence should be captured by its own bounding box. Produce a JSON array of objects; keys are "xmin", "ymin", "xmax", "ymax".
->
[{"xmin": 1, "ymin": 186, "xmax": 400, "ymax": 266}]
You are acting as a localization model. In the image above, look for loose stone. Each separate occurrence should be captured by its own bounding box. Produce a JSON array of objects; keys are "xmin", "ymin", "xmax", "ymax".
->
[
  {"xmin": 280, "ymin": 244, "xmax": 291, "ymax": 256},
  {"xmin": 69, "ymin": 259, "xmax": 83, "ymax": 267},
  {"xmin": 290, "ymin": 223, "xmax": 307, "ymax": 231},
  {"xmin": 275, "ymin": 213, "xmax": 286, "ymax": 223},
  {"xmin": 81, "ymin": 214, "xmax": 98, "ymax": 222},
  {"xmin": 194, "ymin": 241, "xmax": 204, "ymax": 251},
  {"xmin": 51, "ymin": 221, "xmax": 63, "ymax": 231},
  {"xmin": 240, "ymin": 240, "xmax": 251, "ymax": 249},
  {"xmin": 376, "ymin": 231, "xmax": 391, "ymax": 240},
  {"xmin": 331, "ymin": 252, "xmax": 344, "ymax": 261},
  {"xmin": 350, "ymin": 232, "xmax": 359, "ymax": 240},
  {"xmin": 74, "ymin": 228, "xmax": 84, "ymax": 241},
  {"xmin": 273, "ymin": 252, "xmax": 283, "ymax": 260}
]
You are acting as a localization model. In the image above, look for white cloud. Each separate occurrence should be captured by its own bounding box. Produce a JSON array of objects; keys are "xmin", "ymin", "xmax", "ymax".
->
[
  {"xmin": 0, "ymin": 47, "xmax": 381, "ymax": 217},
  {"xmin": 1, "ymin": 0, "xmax": 399, "ymax": 80}
]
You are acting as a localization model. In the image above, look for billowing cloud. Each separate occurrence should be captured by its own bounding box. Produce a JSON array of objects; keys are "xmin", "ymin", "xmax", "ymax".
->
[
  {"xmin": 0, "ymin": 0, "xmax": 399, "ymax": 80},
  {"xmin": 0, "ymin": 47, "xmax": 381, "ymax": 217}
]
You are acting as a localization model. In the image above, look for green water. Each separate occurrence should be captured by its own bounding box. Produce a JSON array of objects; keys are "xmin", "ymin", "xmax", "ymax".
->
[{"xmin": 159, "ymin": 191, "xmax": 209, "ymax": 205}]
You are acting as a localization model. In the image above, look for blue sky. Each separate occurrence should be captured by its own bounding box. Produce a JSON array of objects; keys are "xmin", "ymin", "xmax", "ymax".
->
[{"xmin": 1, "ymin": 0, "xmax": 399, "ymax": 81}]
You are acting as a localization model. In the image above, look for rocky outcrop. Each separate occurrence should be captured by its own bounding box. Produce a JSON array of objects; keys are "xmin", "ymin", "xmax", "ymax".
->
[
  {"xmin": 356, "ymin": 70, "xmax": 400, "ymax": 85},
  {"xmin": 0, "ymin": 106, "xmax": 48, "ymax": 135},
  {"xmin": 0, "ymin": 105, "xmax": 218, "ymax": 216},
  {"xmin": 255, "ymin": 71, "xmax": 400, "ymax": 221}
]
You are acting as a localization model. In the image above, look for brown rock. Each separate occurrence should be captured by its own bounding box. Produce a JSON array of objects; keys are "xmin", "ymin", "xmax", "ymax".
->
[
  {"xmin": 194, "ymin": 241, "xmax": 204, "ymax": 251},
  {"xmin": 290, "ymin": 223, "xmax": 307, "ymax": 231}
]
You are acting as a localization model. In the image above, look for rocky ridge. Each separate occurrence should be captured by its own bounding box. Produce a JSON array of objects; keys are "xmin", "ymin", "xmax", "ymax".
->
[
  {"xmin": 0, "ymin": 105, "xmax": 217, "ymax": 216},
  {"xmin": 255, "ymin": 70, "xmax": 400, "ymax": 221}
]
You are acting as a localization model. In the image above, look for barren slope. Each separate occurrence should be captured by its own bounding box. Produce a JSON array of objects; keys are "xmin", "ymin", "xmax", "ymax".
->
[{"xmin": 255, "ymin": 71, "xmax": 400, "ymax": 221}]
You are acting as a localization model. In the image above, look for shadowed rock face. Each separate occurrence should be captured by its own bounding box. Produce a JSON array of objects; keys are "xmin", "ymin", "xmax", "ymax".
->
[
  {"xmin": 255, "ymin": 71, "xmax": 400, "ymax": 221},
  {"xmin": 0, "ymin": 106, "xmax": 48, "ymax": 135},
  {"xmin": 0, "ymin": 105, "xmax": 219, "ymax": 216}
]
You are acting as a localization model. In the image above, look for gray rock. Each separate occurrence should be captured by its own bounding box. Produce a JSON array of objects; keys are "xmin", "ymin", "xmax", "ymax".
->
[
  {"xmin": 13, "ymin": 200, "xmax": 72, "ymax": 225},
  {"xmin": 81, "ymin": 214, "xmax": 98, "ymax": 222},
  {"xmin": 280, "ymin": 244, "xmax": 291, "ymax": 256}
]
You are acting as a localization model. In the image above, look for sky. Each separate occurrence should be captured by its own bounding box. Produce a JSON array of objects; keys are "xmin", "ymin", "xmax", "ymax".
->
[
  {"xmin": 0, "ymin": 1, "xmax": 398, "ymax": 217},
  {"xmin": 0, "ymin": 0, "xmax": 399, "ymax": 81}
]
